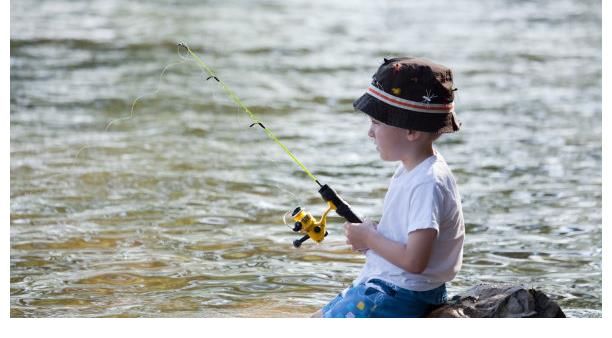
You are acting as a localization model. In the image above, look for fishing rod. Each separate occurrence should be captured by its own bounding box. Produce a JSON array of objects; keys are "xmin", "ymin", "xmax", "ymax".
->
[{"xmin": 178, "ymin": 42, "xmax": 362, "ymax": 247}]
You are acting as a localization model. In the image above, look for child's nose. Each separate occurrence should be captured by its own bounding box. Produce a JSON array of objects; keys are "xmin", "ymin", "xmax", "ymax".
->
[{"xmin": 368, "ymin": 126, "xmax": 375, "ymax": 138}]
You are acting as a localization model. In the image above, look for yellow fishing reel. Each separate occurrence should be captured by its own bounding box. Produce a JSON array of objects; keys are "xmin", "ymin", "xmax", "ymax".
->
[{"xmin": 289, "ymin": 201, "xmax": 335, "ymax": 247}]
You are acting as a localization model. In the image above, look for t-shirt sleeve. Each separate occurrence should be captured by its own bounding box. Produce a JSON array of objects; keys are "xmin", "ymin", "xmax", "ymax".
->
[{"xmin": 405, "ymin": 182, "xmax": 444, "ymax": 237}]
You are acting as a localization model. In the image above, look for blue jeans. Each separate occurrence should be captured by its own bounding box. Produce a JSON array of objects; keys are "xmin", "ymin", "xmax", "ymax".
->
[{"xmin": 321, "ymin": 279, "xmax": 447, "ymax": 318}]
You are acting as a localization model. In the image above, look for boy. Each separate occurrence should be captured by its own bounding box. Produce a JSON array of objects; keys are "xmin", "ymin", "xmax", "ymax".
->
[{"xmin": 314, "ymin": 57, "xmax": 464, "ymax": 318}]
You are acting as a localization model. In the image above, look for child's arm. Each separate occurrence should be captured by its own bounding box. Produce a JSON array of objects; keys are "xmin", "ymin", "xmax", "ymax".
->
[{"xmin": 344, "ymin": 222, "xmax": 436, "ymax": 274}]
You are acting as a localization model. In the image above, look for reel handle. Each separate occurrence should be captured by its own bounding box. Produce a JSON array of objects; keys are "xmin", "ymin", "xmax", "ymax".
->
[
  {"xmin": 318, "ymin": 184, "xmax": 363, "ymax": 223},
  {"xmin": 293, "ymin": 234, "xmax": 310, "ymax": 248}
]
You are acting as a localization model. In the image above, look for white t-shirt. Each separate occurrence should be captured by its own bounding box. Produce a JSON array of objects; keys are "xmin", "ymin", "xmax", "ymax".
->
[{"xmin": 354, "ymin": 150, "xmax": 464, "ymax": 292}]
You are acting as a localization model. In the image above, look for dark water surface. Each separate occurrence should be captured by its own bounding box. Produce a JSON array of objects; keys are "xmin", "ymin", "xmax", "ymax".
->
[{"xmin": 11, "ymin": 0, "xmax": 601, "ymax": 317}]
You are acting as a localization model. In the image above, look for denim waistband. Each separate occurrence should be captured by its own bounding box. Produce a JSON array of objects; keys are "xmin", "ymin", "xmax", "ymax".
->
[{"xmin": 364, "ymin": 278, "xmax": 446, "ymax": 299}]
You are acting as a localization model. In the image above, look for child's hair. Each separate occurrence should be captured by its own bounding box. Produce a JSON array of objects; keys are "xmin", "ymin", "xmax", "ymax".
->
[{"xmin": 428, "ymin": 132, "xmax": 442, "ymax": 142}]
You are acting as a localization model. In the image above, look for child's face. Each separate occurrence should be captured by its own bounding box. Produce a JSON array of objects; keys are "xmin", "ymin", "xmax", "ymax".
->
[{"xmin": 367, "ymin": 117, "xmax": 411, "ymax": 161}]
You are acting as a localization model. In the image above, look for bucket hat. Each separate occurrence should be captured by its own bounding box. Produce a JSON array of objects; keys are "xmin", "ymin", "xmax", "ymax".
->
[{"xmin": 353, "ymin": 57, "xmax": 461, "ymax": 133}]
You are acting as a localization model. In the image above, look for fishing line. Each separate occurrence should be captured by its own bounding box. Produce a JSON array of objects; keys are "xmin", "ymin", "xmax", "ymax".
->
[
  {"xmin": 271, "ymin": 182, "xmax": 305, "ymax": 230},
  {"xmin": 75, "ymin": 45, "xmax": 194, "ymax": 159},
  {"xmin": 104, "ymin": 61, "xmax": 186, "ymax": 131}
]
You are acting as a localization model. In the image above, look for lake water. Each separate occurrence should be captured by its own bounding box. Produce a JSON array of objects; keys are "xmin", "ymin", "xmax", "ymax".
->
[{"xmin": 10, "ymin": 0, "xmax": 601, "ymax": 317}]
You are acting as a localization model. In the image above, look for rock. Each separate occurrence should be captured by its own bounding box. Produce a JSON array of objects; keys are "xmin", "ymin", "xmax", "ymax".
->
[{"xmin": 427, "ymin": 284, "xmax": 566, "ymax": 318}]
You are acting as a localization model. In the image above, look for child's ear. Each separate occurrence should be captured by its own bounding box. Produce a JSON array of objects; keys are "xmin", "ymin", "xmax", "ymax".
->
[{"xmin": 405, "ymin": 129, "xmax": 419, "ymax": 141}]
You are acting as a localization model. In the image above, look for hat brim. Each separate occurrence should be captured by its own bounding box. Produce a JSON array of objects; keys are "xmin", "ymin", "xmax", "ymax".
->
[{"xmin": 353, "ymin": 93, "xmax": 461, "ymax": 133}]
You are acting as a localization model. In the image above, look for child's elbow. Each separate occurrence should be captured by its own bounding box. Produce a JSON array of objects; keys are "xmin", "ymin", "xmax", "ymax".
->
[{"xmin": 402, "ymin": 260, "xmax": 428, "ymax": 274}]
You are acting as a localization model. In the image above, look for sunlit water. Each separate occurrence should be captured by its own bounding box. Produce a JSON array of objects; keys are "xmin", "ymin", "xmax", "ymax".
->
[{"xmin": 10, "ymin": 0, "xmax": 601, "ymax": 317}]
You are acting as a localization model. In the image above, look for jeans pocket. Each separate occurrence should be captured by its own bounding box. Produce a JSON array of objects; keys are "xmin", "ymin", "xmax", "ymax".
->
[
  {"xmin": 366, "ymin": 279, "xmax": 397, "ymax": 297},
  {"xmin": 364, "ymin": 286, "xmax": 381, "ymax": 296}
]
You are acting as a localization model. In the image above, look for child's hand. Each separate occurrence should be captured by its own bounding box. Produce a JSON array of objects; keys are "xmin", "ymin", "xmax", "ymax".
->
[{"xmin": 344, "ymin": 218, "xmax": 378, "ymax": 252}]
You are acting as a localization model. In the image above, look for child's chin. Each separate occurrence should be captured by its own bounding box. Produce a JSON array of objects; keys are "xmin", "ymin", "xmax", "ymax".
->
[
  {"xmin": 379, "ymin": 153, "xmax": 392, "ymax": 161},
  {"xmin": 376, "ymin": 148, "xmax": 393, "ymax": 161}
]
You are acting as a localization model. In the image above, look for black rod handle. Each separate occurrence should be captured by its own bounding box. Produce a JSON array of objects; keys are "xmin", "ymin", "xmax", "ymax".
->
[{"xmin": 318, "ymin": 184, "xmax": 362, "ymax": 223}]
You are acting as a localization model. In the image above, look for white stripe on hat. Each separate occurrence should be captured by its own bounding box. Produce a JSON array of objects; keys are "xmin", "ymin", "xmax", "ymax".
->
[{"xmin": 366, "ymin": 85, "xmax": 454, "ymax": 114}]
